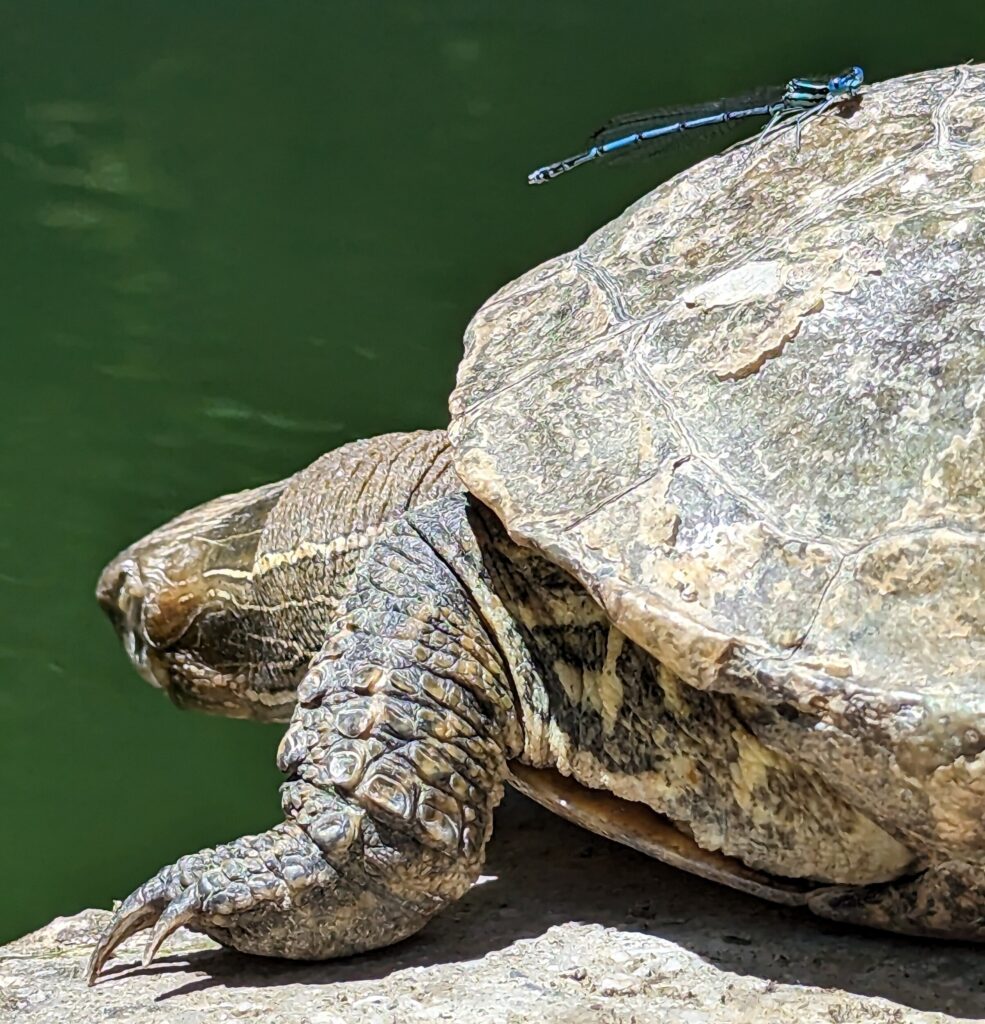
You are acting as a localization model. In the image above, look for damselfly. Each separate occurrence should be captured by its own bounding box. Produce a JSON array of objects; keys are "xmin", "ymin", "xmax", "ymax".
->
[{"xmin": 527, "ymin": 66, "xmax": 864, "ymax": 185}]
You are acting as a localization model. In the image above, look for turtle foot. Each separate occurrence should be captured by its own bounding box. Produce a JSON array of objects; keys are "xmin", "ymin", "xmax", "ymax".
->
[{"xmin": 86, "ymin": 823, "xmax": 328, "ymax": 984}]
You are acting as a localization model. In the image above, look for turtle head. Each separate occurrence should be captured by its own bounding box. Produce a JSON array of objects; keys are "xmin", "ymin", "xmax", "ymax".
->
[
  {"xmin": 96, "ymin": 431, "xmax": 458, "ymax": 722},
  {"xmin": 97, "ymin": 478, "xmax": 304, "ymax": 722}
]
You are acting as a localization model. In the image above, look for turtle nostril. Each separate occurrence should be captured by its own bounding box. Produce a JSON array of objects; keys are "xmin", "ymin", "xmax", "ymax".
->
[
  {"xmin": 96, "ymin": 555, "xmax": 172, "ymax": 692},
  {"xmin": 96, "ymin": 558, "xmax": 146, "ymax": 634}
]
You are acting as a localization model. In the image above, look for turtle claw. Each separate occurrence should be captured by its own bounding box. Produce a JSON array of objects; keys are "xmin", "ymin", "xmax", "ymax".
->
[
  {"xmin": 86, "ymin": 903, "xmax": 158, "ymax": 984},
  {"xmin": 88, "ymin": 827, "xmax": 318, "ymax": 985},
  {"xmin": 86, "ymin": 867, "xmax": 181, "ymax": 985},
  {"xmin": 88, "ymin": 868, "xmax": 217, "ymax": 984},
  {"xmin": 87, "ymin": 863, "xmax": 220, "ymax": 984},
  {"xmin": 142, "ymin": 887, "xmax": 200, "ymax": 967}
]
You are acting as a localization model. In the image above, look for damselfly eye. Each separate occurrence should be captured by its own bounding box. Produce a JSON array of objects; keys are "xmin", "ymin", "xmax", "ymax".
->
[{"xmin": 832, "ymin": 66, "xmax": 865, "ymax": 93}]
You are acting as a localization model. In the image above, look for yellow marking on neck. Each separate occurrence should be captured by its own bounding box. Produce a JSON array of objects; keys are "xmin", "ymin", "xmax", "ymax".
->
[
  {"xmin": 254, "ymin": 526, "xmax": 385, "ymax": 575},
  {"xmin": 202, "ymin": 567, "xmax": 254, "ymax": 580}
]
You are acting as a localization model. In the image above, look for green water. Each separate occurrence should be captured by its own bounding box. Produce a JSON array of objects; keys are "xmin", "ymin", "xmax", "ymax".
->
[{"xmin": 1, "ymin": 1, "xmax": 981, "ymax": 945}]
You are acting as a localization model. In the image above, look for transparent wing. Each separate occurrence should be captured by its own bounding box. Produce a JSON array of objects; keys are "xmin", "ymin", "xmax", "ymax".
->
[
  {"xmin": 589, "ymin": 84, "xmax": 782, "ymax": 146},
  {"xmin": 584, "ymin": 85, "xmax": 782, "ymax": 163}
]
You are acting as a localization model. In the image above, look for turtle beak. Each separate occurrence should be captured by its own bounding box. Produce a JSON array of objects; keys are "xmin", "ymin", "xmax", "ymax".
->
[{"xmin": 96, "ymin": 556, "xmax": 172, "ymax": 692}]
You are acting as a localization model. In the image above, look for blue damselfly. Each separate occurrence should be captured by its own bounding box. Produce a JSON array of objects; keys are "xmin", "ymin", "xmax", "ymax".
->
[{"xmin": 527, "ymin": 66, "xmax": 864, "ymax": 185}]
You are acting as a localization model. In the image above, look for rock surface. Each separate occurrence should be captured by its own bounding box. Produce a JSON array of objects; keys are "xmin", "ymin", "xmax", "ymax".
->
[{"xmin": 3, "ymin": 795, "xmax": 983, "ymax": 1023}]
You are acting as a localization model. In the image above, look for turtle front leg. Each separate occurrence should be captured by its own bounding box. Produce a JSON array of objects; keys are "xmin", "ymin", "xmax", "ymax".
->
[{"xmin": 88, "ymin": 499, "xmax": 523, "ymax": 982}]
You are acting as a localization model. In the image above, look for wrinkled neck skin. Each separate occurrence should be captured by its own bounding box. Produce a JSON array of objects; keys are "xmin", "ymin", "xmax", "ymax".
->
[{"xmin": 96, "ymin": 430, "xmax": 458, "ymax": 721}]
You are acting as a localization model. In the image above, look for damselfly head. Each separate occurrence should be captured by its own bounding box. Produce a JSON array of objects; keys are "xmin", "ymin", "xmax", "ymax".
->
[{"xmin": 831, "ymin": 66, "xmax": 864, "ymax": 95}]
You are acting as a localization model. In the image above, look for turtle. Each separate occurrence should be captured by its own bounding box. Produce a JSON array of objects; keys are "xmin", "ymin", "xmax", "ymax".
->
[{"xmin": 87, "ymin": 63, "xmax": 985, "ymax": 984}]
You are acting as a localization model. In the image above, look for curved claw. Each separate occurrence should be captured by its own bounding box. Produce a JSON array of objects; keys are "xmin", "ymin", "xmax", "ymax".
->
[
  {"xmin": 86, "ymin": 903, "xmax": 160, "ymax": 985},
  {"xmin": 142, "ymin": 886, "xmax": 200, "ymax": 967},
  {"xmin": 85, "ymin": 872, "xmax": 177, "ymax": 985}
]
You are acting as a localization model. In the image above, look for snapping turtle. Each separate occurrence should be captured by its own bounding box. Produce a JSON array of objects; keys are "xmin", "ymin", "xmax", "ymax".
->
[{"xmin": 89, "ymin": 64, "xmax": 985, "ymax": 983}]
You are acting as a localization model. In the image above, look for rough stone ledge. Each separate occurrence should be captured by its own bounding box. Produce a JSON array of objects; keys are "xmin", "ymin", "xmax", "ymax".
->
[{"xmin": 3, "ymin": 797, "xmax": 983, "ymax": 1023}]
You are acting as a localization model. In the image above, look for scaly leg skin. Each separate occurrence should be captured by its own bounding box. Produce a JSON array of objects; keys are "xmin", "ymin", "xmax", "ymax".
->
[{"xmin": 88, "ymin": 495, "xmax": 523, "ymax": 984}]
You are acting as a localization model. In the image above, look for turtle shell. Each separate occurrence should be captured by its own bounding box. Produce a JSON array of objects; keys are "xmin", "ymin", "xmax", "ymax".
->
[{"xmin": 449, "ymin": 65, "xmax": 985, "ymax": 849}]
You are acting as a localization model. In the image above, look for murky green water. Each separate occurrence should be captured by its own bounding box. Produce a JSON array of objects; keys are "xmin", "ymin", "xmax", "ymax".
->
[{"xmin": 2, "ymin": 1, "xmax": 981, "ymax": 944}]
